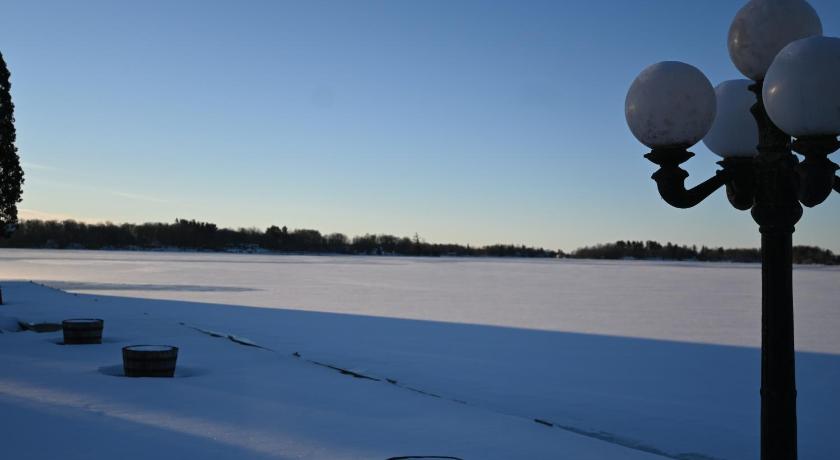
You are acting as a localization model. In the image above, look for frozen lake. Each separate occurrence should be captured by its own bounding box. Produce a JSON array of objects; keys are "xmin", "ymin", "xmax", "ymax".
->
[
  {"xmin": 2, "ymin": 248, "xmax": 840, "ymax": 459},
  {"xmin": 1, "ymin": 248, "xmax": 839, "ymax": 353}
]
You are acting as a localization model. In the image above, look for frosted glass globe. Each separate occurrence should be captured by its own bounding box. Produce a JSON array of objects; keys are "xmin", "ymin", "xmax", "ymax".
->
[
  {"xmin": 763, "ymin": 36, "xmax": 840, "ymax": 137},
  {"xmin": 703, "ymin": 80, "xmax": 759, "ymax": 158},
  {"xmin": 625, "ymin": 61, "xmax": 716, "ymax": 149},
  {"xmin": 728, "ymin": 0, "xmax": 822, "ymax": 81}
]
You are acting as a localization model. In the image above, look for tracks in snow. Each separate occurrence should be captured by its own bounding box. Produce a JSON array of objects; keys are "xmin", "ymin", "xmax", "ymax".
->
[{"xmin": 180, "ymin": 321, "xmax": 722, "ymax": 460}]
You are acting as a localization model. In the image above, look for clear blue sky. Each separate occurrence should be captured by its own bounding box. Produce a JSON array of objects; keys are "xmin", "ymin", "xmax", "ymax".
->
[{"xmin": 3, "ymin": 0, "xmax": 840, "ymax": 251}]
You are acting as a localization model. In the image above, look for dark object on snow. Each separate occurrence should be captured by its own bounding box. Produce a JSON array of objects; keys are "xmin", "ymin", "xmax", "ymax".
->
[
  {"xmin": 123, "ymin": 345, "xmax": 178, "ymax": 377},
  {"xmin": 19, "ymin": 321, "xmax": 62, "ymax": 332},
  {"xmin": 0, "ymin": 51, "xmax": 24, "ymax": 239},
  {"xmin": 62, "ymin": 318, "xmax": 104, "ymax": 344},
  {"xmin": 386, "ymin": 457, "xmax": 464, "ymax": 460}
]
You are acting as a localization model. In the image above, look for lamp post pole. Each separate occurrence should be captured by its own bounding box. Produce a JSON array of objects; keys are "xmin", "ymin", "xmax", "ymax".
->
[
  {"xmin": 750, "ymin": 82, "xmax": 801, "ymax": 459},
  {"xmin": 624, "ymin": 1, "xmax": 840, "ymax": 459}
]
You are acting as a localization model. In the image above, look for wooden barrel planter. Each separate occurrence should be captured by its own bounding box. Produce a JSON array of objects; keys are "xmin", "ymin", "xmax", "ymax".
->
[
  {"xmin": 122, "ymin": 345, "xmax": 179, "ymax": 377},
  {"xmin": 62, "ymin": 319, "xmax": 104, "ymax": 344}
]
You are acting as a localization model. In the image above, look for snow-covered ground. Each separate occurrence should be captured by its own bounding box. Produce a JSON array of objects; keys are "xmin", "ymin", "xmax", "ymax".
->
[{"xmin": 1, "ymin": 249, "xmax": 839, "ymax": 459}]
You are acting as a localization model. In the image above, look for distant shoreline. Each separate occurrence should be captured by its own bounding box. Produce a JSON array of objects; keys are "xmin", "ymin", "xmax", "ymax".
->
[
  {"xmin": 1, "ymin": 219, "xmax": 838, "ymax": 265},
  {"xmin": 2, "ymin": 245, "xmax": 840, "ymax": 267}
]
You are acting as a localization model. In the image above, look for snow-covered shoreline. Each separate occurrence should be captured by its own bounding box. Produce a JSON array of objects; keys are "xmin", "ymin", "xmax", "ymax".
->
[{"xmin": 0, "ymin": 281, "xmax": 666, "ymax": 459}]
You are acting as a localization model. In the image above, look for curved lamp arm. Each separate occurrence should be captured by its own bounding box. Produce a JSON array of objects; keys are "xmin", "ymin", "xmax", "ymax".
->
[
  {"xmin": 645, "ymin": 149, "xmax": 729, "ymax": 209},
  {"xmin": 651, "ymin": 168, "xmax": 729, "ymax": 209},
  {"xmin": 835, "ymin": 176, "xmax": 840, "ymax": 194}
]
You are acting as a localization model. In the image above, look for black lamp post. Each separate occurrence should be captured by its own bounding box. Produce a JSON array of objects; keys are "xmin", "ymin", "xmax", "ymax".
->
[{"xmin": 625, "ymin": 1, "xmax": 840, "ymax": 459}]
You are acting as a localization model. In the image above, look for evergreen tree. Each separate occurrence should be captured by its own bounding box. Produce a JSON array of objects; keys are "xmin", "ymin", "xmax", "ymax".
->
[{"xmin": 0, "ymin": 52, "xmax": 23, "ymax": 238}]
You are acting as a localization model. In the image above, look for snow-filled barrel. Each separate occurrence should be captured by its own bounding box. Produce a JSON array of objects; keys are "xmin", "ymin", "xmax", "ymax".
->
[
  {"xmin": 122, "ymin": 345, "xmax": 179, "ymax": 377},
  {"xmin": 62, "ymin": 318, "xmax": 104, "ymax": 344}
]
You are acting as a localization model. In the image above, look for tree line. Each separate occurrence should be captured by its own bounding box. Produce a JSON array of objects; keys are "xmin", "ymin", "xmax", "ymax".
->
[
  {"xmin": 570, "ymin": 240, "xmax": 840, "ymax": 265},
  {"xmin": 0, "ymin": 219, "xmax": 558, "ymax": 258},
  {"xmin": 1, "ymin": 220, "xmax": 838, "ymax": 264}
]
